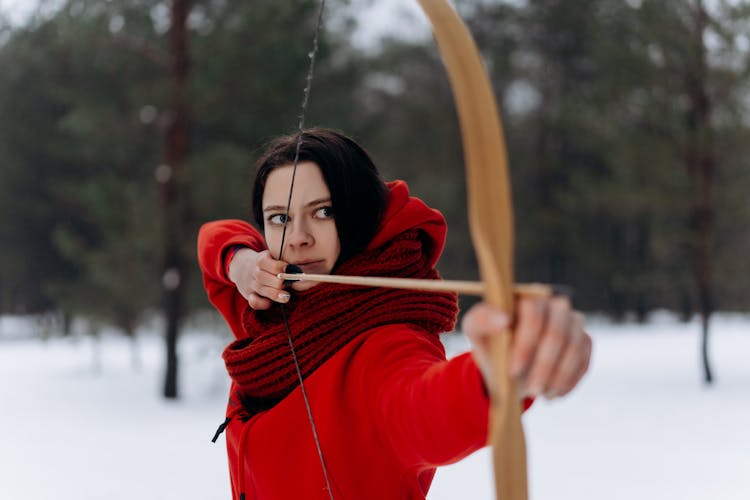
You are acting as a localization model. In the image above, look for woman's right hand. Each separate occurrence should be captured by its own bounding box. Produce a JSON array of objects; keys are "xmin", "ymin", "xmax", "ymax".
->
[{"xmin": 227, "ymin": 248, "xmax": 290, "ymax": 310}]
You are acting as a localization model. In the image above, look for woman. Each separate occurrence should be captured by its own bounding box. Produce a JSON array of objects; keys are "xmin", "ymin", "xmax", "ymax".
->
[{"xmin": 198, "ymin": 128, "xmax": 592, "ymax": 500}]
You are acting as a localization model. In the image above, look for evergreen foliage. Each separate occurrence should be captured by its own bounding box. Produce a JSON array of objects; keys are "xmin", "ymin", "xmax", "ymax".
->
[{"xmin": 0, "ymin": 0, "xmax": 748, "ymax": 341}]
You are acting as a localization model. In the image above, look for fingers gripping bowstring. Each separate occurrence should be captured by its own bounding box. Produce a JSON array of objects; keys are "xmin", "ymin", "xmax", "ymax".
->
[{"xmin": 276, "ymin": 1, "xmax": 335, "ymax": 499}]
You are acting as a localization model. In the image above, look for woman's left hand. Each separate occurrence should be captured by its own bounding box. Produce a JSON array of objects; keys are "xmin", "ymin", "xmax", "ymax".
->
[{"xmin": 461, "ymin": 297, "xmax": 592, "ymax": 400}]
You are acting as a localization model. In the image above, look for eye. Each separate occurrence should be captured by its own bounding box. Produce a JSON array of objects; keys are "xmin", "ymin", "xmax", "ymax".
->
[
  {"xmin": 314, "ymin": 206, "xmax": 334, "ymax": 219},
  {"xmin": 267, "ymin": 213, "xmax": 289, "ymax": 225}
]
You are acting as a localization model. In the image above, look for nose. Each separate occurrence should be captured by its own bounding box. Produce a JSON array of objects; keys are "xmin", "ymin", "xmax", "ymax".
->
[{"xmin": 286, "ymin": 218, "xmax": 314, "ymax": 249}]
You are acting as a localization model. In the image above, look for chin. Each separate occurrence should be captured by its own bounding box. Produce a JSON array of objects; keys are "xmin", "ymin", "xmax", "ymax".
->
[{"xmin": 291, "ymin": 281, "xmax": 320, "ymax": 292}]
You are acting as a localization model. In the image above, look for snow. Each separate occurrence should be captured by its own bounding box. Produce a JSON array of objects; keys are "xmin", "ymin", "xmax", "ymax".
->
[
  {"xmin": 1, "ymin": 313, "xmax": 748, "ymax": 500},
  {"xmin": 433, "ymin": 314, "xmax": 750, "ymax": 500}
]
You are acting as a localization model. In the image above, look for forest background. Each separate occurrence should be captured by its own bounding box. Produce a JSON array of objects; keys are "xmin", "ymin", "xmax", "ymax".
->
[{"xmin": 0, "ymin": 0, "xmax": 748, "ymax": 397}]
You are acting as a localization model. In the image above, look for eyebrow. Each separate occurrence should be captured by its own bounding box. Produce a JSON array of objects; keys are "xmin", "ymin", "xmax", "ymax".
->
[{"xmin": 263, "ymin": 197, "xmax": 332, "ymax": 213}]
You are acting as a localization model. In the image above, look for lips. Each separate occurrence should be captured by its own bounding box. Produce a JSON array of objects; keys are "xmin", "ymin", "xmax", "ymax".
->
[{"xmin": 292, "ymin": 260, "xmax": 325, "ymax": 273}]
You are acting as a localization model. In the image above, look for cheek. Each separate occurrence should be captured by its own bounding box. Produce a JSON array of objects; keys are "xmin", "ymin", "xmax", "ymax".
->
[
  {"xmin": 326, "ymin": 226, "xmax": 341, "ymax": 261},
  {"xmin": 263, "ymin": 225, "xmax": 280, "ymax": 250}
]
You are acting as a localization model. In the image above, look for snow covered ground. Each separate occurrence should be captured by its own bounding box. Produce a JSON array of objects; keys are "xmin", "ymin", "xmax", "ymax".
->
[{"xmin": 1, "ymin": 312, "xmax": 748, "ymax": 500}]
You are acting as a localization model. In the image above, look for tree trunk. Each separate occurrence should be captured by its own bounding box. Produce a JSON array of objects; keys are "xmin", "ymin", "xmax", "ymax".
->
[
  {"xmin": 685, "ymin": 0, "xmax": 715, "ymax": 385},
  {"xmin": 700, "ymin": 312, "xmax": 713, "ymax": 383},
  {"xmin": 161, "ymin": 0, "xmax": 192, "ymax": 399}
]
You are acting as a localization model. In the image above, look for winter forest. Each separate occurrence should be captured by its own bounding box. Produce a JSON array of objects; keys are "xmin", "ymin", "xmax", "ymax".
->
[{"xmin": 0, "ymin": 1, "xmax": 748, "ymax": 499}]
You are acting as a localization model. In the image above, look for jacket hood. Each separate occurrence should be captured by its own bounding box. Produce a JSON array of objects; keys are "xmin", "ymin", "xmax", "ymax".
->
[{"xmin": 367, "ymin": 180, "xmax": 447, "ymax": 269}]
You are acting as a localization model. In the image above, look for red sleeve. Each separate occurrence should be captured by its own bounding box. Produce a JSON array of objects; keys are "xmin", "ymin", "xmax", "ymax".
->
[
  {"xmin": 357, "ymin": 327, "xmax": 488, "ymax": 467},
  {"xmin": 359, "ymin": 327, "xmax": 533, "ymax": 468},
  {"xmin": 197, "ymin": 219, "xmax": 267, "ymax": 339}
]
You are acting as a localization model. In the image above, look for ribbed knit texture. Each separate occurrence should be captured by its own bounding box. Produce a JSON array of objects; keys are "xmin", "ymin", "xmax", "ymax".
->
[{"xmin": 222, "ymin": 229, "xmax": 458, "ymax": 411}]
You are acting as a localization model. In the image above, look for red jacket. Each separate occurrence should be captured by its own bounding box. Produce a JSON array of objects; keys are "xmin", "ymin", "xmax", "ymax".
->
[{"xmin": 198, "ymin": 181, "xmax": 495, "ymax": 499}]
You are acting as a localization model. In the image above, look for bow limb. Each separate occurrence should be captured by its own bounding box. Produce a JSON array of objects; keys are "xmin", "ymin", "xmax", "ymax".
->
[{"xmin": 415, "ymin": 1, "xmax": 527, "ymax": 499}]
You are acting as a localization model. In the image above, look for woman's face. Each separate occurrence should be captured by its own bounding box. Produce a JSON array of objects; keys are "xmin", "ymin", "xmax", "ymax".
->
[{"xmin": 262, "ymin": 161, "xmax": 341, "ymax": 291}]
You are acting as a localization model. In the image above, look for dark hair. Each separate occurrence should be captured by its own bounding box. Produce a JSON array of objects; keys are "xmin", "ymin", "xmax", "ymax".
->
[{"xmin": 252, "ymin": 128, "xmax": 389, "ymax": 264}]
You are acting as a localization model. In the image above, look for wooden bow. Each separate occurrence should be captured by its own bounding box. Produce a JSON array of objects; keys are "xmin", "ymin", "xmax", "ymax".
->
[{"xmin": 415, "ymin": 1, "xmax": 528, "ymax": 499}]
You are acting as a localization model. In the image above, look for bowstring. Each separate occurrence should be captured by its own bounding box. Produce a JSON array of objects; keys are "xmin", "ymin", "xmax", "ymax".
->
[{"xmin": 276, "ymin": 1, "xmax": 334, "ymax": 498}]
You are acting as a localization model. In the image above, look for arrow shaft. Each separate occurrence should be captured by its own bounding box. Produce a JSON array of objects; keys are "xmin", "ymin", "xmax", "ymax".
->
[{"xmin": 277, "ymin": 272, "xmax": 552, "ymax": 298}]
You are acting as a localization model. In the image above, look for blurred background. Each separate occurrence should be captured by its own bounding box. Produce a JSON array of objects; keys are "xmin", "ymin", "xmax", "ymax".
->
[{"xmin": 0, "ymin": 0, "xmax": 748, "ymax": 499}]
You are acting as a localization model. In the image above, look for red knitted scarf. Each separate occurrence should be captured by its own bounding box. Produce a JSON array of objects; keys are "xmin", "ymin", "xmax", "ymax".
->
[{"xmin": 222, "ymin": 229, "xmax": 458, "ymax": 411}]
